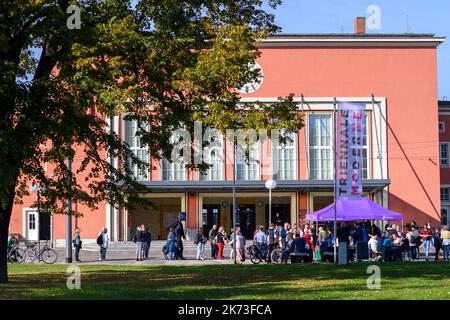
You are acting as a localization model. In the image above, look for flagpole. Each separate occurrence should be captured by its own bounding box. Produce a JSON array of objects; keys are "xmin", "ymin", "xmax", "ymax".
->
[{"xmin": 333, "ymin": 98, "xmax": 338, "ymax": 264}]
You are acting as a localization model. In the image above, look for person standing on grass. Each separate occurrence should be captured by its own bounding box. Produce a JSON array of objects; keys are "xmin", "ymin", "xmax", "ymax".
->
[
  {"xmin": 441, "ymin": 225, "xmax": 450, "ymax": 261},
  {"xmin": 215, "ymin": 226, "xmax": 227, "ymax": 260},
  {"xmin": 411, "ymin": 225, "xmax": 421, "ymax": 258},
  {"xmin": 97, "ymin": 227, "xmax": 109, "ymax": 261},
  {"xmin": 208, "ymin": 225, "xmax": 218, "ymax": 259},
  {"xmin": 167, "ymin": 226, "xmax": 176, "ymax": 260},
  {"xmin": 194, "ymin": 227, "xmax": 207, "ymax": 260},
  {"xmin": 406, "ymin": 227, "xmax": 417, "ymax": 261},
  {"xmin": 143, "ymin": 227, "xmax": 151, "ymax": 260},
  {"xmin": 280, "ymin": 222, "xmax": 290, "ymax": 263},
  {"xmin": 420, "ymin": 223, "xmax": 432, "ymax": 261},
  {"xmin": 432, "ymin": 228, "xmax": 442, "ymax": 261},
  {"xmin": 73, "ymin": 227, "xmax": 82, "ymax": 262}
]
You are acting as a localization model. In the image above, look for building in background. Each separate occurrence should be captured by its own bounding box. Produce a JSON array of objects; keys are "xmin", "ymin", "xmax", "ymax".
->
[
  {"xmin": 9, "ymin": 19, "xmax": 445, "ymax": 243},
  {"xmin": 439, "ymin": 99, "xmax": 450, "ymax": 226}
]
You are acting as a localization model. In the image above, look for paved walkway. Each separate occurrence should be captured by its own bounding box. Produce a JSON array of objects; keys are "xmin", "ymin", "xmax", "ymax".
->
[
  {"xmin": 25, "ymin": 241, "xmax": 439, "ymax": 265},
  {"xmin": 53, "ymin": 241, "xmax": 238, "ymax": 265}
]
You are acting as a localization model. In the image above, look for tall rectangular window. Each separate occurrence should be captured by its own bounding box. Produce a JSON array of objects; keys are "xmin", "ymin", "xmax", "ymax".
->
[
  {"xmin": 237, "ymin": 142, "xmax": 260, "ymax": 180},
  {"xmin": 161, "ymin": 134, "xmax": 186, "ymax": 181},
  {"xmin": 308, "ymin": 112, "xmax": 369, "ymax": 180},
  {"xmin": 123, "ymin": 117, "xmax": 149, "ymax": 181},
  {"xmin": 308, "ymin": 114, "xmax": 332, "ymax": 180},
  {"xmin": 200, "ymin": 135, "xmax": 224, "ymax": 181},
  {"xmin": 440, "ymin": 143, "xmax": 448, "ymax": 166},
  {"xmin": 441, "ymin": 187, "xmax": 449, "ymax": 201},
  {"xmin": 272, "ymin": 131, "xmax": 296, "ymax": 180}
]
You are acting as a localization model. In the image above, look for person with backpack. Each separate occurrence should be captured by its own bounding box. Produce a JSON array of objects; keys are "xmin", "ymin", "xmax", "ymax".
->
[
  {"xmin": 406, "ymin": 227, "xmax": 417, "ymax": 261},
  {"xmin": 432, "ymin": 228, "xmax": 442, "ymax": 261},
  {"xmin": 194, "ymin": 227, "xmax": 207, "ymax": 260},
  {"xmin": 411, "ymin": 225, "xmax": 421, "ymax": 258},
  {"xmin": 97, "ymin": 227, "xmax": 109, "ymax": 261}
]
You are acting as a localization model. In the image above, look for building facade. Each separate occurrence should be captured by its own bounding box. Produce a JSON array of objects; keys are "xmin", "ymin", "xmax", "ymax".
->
[
  {"xmin": 439, "ymin": 100, "xmax": 450, "ymax": 226},
  {"xmin": 9, "ymin": 30, "xmax": 445, "ymax": 243}
]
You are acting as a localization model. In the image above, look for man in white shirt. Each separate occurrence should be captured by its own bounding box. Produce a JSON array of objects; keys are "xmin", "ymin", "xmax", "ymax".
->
[
  {"xmin": 368, "ymin": 234, "xmax": 379, "ymax": 261},
  {"xmin": 253, "ymin": 226, "xmax": 267, "ymax": 258}
]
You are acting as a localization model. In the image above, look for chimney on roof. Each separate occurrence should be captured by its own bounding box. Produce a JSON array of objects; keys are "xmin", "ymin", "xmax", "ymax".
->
[{"xmin": 354, "ymin": 17, "xmax": 366, "ymax": 34}]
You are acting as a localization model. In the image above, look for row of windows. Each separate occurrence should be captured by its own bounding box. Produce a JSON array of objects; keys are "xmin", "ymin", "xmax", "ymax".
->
[{"xmin": 123, "ymin": 113, "xmax": 369, "ymax": 181}]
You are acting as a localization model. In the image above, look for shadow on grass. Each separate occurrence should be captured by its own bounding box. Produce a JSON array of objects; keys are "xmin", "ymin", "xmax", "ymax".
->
[{"xmin": 2, "ymin": 262, "xmax": 450, "ymax": 299}]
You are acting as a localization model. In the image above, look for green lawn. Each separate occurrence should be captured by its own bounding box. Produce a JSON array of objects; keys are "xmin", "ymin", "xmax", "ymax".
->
[{"xmin": 1, "ymin": 262, "xmax": 450, "ymax": 299}]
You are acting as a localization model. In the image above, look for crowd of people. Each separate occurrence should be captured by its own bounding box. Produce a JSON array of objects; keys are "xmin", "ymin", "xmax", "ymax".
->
[
  {"xmin": 63, "ymin": 219, "xmax": 450, "ymax": 263},
  {"xmin": 200, "ymin": 220, "xmax": 450, "ymax": 263}
]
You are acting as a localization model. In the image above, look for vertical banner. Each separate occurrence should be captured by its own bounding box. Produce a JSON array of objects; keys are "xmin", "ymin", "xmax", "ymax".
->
[{"xmin": 336, "ymin": 102, "xmax": 365, "ymax": 200}]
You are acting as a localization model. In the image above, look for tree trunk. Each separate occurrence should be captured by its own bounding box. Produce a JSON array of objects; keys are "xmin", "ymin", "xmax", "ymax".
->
[{"xmin": 0, "ymin": 194, "xmax": 14, "ymax": 283}]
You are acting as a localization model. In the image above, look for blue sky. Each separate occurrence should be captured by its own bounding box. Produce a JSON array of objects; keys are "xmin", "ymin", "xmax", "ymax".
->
[{"xmin": 265, "ymin": 0, "xmax": 449, "ymax": 99}]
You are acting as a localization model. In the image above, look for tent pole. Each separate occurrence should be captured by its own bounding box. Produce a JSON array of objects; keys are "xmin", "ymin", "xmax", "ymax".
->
[{"xmin": 333, "ymin": 98, "xmax": 337, "ymax": 264}]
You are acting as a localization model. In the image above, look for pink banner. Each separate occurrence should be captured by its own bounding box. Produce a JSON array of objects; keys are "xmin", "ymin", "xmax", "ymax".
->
[{"xmin": 336, "ymin": 102, "xmax": 365, "ymax": 200}]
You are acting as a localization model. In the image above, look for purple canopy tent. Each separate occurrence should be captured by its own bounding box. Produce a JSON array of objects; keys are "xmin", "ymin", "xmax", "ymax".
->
[{"xmin": 306, "ymin": 197, "xmax": 403, "ymax": 224}]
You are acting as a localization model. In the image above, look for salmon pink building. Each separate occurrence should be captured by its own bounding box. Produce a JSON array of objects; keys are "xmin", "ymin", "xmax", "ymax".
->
[{"xmin": 9, "ymin": 26, "xmax": 446, "ymax": 243}]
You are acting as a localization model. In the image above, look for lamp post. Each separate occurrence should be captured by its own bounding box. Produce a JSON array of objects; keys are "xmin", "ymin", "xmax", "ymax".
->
[
  {"xmin": 232, "ymin": 138, "xmax": 237, "ymax": 264},
  {"xmin": 66, "ymin": 156, "xmax": 73, "ymax": 263},
  {"xmin": 265, "ymin": 179, "xmax": 277, "ymax": 227},
  {"xmin": 30, "ymin": 183, "xmax": 41, "ymax": 263}
]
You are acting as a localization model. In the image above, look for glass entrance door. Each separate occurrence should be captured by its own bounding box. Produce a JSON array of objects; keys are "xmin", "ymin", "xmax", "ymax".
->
[
  {"xmin": 230, "ymin": 204, "xmax": 256, "ymax": 239},
  {"xmin": 265, "ymin": 204, "xmax": 291, "ymax": 227},
  {"xmin": 202, "ymin": 205, "xmax": 220, "ymax": 237}
]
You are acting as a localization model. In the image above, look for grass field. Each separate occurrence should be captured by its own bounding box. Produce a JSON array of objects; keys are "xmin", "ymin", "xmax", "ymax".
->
[{"xmin": 1, "ymin": 262, "xmax": 450, "ymax": 300}]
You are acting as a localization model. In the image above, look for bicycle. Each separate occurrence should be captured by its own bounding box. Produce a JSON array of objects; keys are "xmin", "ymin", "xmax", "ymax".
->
[
  {"xmin": 270, "ymin": 247, "xmax": 283, "ymax": 264},
  {"xmin": 7, "ymin": 245, "xmax": 26, "ymax": 263},
  {"xmin": 247, "ymin": 243, "xmax": 269, "ymax": 264},
  {"xmin": 24, "ymin": 241, "xmax": 58, "ymax": 264}
]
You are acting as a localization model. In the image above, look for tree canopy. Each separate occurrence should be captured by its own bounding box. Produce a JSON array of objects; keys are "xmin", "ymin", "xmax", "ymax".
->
[{"xmin": 0, "ymin": 0, "xmax": 303, "ymax": 282}]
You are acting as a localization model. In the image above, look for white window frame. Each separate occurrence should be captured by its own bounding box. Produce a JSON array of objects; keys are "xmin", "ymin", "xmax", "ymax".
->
[
  {"xmin": 200, "ymin": 136, "xmax": 225, "ymax": 181},
  {"xmin": 440, "ymin": 142, "xmax": 449, "ymax": 167},
  {"xmin": 236, "ymin": 141, "xmax": 261, "ymax": 181},
  {"xmin": 122, "ymin": 116, "xmax": 149, "ymax": 181},
  {"xmin": 439, "ymin": 121, "xmax": 445, "ymax": 133},
  {"xmin": 307, "ymin": 112, "xmax": 333, "ymax": 180},
  {"xmin": 306, "ymin": 111, "xmax": 371, "ymax": 180},
  {"xmin": 271, "ymin": 131, "xmax": 297, "ymax": 180},
  {"xmin": 161, "ymin": 134, "xmax": 187, "ymax": 181}
]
